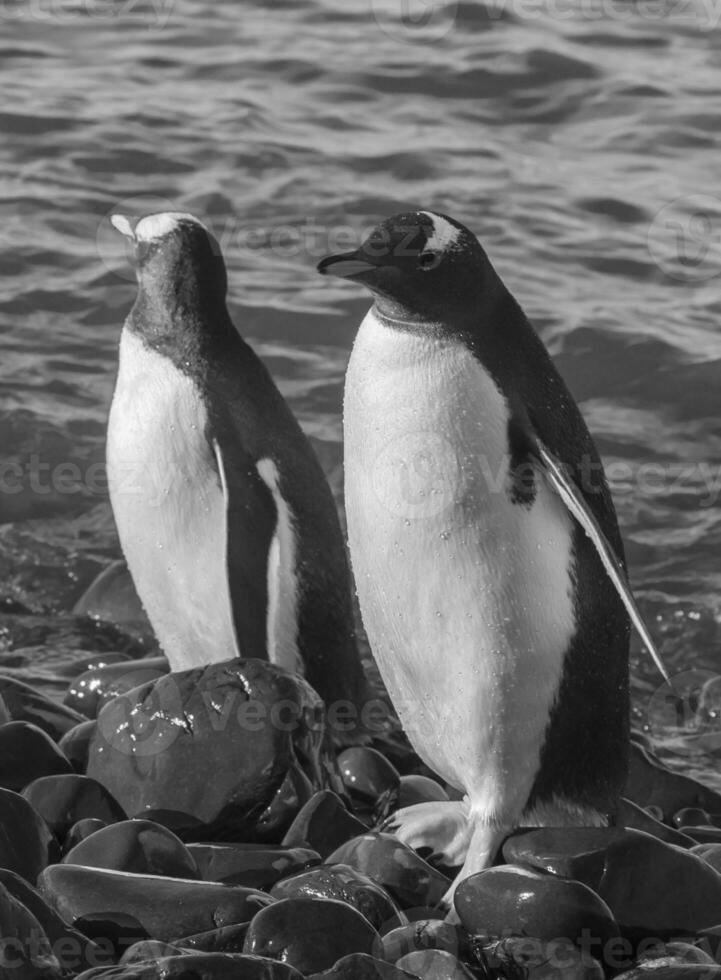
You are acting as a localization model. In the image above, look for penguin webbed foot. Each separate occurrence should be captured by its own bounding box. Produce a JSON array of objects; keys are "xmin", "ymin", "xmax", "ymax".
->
[
  {"xmin": 383, "ymin": 800, "xmax": 472, "ymax": 868},
  {"xmin": 440, "ymin": 819, "xmax": 510, "ymax": 912}
]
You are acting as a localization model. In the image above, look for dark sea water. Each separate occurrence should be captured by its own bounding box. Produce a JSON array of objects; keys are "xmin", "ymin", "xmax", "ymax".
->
[{"xmin": 1, "ymin": 0, "xmax": 720, "ymax": 783}]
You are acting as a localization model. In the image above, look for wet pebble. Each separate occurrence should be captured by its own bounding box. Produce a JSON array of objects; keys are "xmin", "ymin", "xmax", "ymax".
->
[
  {"xmin": 0, "ymin": 676, "xmax": 85, "ymax": 741},
  {"xmin": 308, "ymin": 952, "xmax": 419, "ymax": 978},
  {"xmin": 625, "ymin": 743, "xmax": 721, "ymax": 823},
  {"xmin": 644, "ymin": 805, "xmax": 665, "ymax": 821},
  {"xmin": 695, "ymin": 927, "xmax": 721, "ymax": 964},
  {"xmin": 502, "ymin": 827, "xmax": 633, "ymax": 890},
  {"xmin": 691, "ymin": 843, "xmax": 721, "ymax": 873},
  {"xmin": 0, "ymin": 721, "xmax": 73, "ymax": 791},
  {"xmin": 379, "ymin": 920, "xmax": 462, "ymax": 963},
  {"xmin": 673, "ymin": 807, "xmax": 716, "ymax": 828},
  {"xmin": 187, "ymin": 842, "xmax": 318, "ymax": 888},
  {"xmin": 505, "ymin": 826, "xmax": 721, "ymax": 943},
  {"xmin": 71, "ymin": 912, "xmax": 150, "ymax": 958},
  {"xmin": 119, "ymin": 940, "xmax": 184, "ymax": 964},
  {"xmin": 454, "ymin": 865, "xmax": 619, "ymax": 947},
  {"xmin": 281, "ymin": 790, "xmax": 367, "ymax": 858},
  {"xmin": 86, "ymin": 659, "xmax": 334, "ymax": 843},
  {"xmin": 174, "ymin": 923, "xmax": 250, "ymax": 954},
  {"xmin": 54, "ymin": 653, "xmax": 135, "ymax": 680},
  {"xmin": 64, "ymin": 657, "xmax": 169, "ymax": 719},
  {"xmin": 649, "ymin": 942, "xmax": 717, "ymax": 965},
  {"xmin": 58, "ymin": 720, "xmax": 97, "ymax": 774},
  {"xmin": 325, "ymin": 832, "xmax": 450, "ymax": 909},
  {"xmin": 63, "ymin": 818, "xmax": 107, "ymax": 853},
  {"xmin": 0, "ymin": 868, "xmax": 108, "ymax": 974},
  {"xmin": 75, "ymin": 953, "xmax": 305, "ymax": 980},
  {"xmin": 479, "ymin": 936, "xmax": 605, "ymax": 980},
  {"xmin": 72, "ymin": 560, "xmax": 151, "ymax": 636},
  {"xmin": 0, "ymin": 879, "xmax": 62, "ymax": 980},
  {"xmin": 337, "ymin": 747, "xmax": 400, "ymax": 819},
  {"xmin": 22, "ymin": 774, "xmax": 126, "ymax": 841},
  {"xmin": 397, "ymin": 774, "xmax": 449, "ymax": 809},
  {"xmin": 395, "ymin": 948, "xmax": 475, "ymax": 978},
  {"xmin": 614, "ymin": 958, "xmax": 721, "ymax": 979},
  {"xmin": 680, "ymin": 826, "xmax": 721, "ymax": 845},
  {"xmin": 243, "ymin": 896, "xmax": 378, "ymax": 974},
  {"xmin": 63, "ymin": 819, "xmax": 200, "ymax": 879},
  {"xmin": 618, "ymin": 797, "xmax": 695, "ymax": 848},
  {"xmin": 591, "ymin": 829, "xmax": 721, "ymax": 940},
  {"xmin": 0, "ymin": 787, "xmax": 58, "ymax": 882},
  {"xmin": 38, "ymin": 864, "xmax": 272, "ymax": 943},
  {"xmin": 270, "ymin": 862, "xmax": 404, "ymax": 931}
]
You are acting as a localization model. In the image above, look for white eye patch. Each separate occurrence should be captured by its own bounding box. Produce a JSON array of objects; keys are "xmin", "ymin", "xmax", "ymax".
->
[
  {"xmin": 420, "ymin": 211, "xmax": 462, "ymax": 252},
  {"xmin": 134, "ymin": 212, "xmax": 208, "ymax": 241},
  {"xmin": 111, "ymin": 211, "xmax": 209, "ymax": 243}
]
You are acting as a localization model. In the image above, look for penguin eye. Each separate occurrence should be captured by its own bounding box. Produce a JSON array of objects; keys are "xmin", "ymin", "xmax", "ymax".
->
[{"xmin": 419, "ymin": 251, "xmax": 438, "ymax": 270}]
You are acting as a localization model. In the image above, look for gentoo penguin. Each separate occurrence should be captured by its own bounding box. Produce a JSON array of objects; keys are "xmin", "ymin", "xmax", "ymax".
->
[
  {"xmin": 107, "ymin": 211, "xmax": 372, "ymax": 730},
  {"xmin": 318, "ymin": 210, "xmax": 670, "ymax": 902}
]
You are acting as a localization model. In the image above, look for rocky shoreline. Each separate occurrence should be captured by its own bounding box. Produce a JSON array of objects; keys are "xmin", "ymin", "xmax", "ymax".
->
[{"xmin": 1, "ymin": 590, "xmax": 721, "ymax": 979}]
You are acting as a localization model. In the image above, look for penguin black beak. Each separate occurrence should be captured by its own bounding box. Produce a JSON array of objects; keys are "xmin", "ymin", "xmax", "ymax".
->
[{"xmin": 317, "ymin": 251, "xmax": 379, "ymax": 279}]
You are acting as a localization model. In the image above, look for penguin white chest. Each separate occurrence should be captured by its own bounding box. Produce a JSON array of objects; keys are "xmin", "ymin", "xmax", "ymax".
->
[
  {"xmin": 106, "ymin": 329, "xmax": 237, "ymax": 669},
  {"xmin": 343, "ymin": 310, "xmax": 576, "ymax": 821}
]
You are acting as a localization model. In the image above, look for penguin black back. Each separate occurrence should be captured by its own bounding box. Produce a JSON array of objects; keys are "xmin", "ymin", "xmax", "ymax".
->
[
  {"xmin": 108, "ymin": 212, "xmax": 376, "ymax": 737},
  {"xmin": 321, "ymin": 210, "xmax": 636, "ymax": 897}
]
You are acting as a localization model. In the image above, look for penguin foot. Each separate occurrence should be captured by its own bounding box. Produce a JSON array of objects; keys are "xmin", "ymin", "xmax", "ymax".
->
[
  {"xmin": 441, "ymin": 820, "xmax": 509, "ymax": 913},
  {"xmin": 383, "ymin": 800, "xmax": 472, "ymax": 867}
]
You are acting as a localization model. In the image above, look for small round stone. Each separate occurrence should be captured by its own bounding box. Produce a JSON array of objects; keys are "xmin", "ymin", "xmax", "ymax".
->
[
  {"xmin": 58, "ymin": 721, "xmax": 97, "ymax": 774},
  {"xmin": 337, "ymin": 748, "xmax": 400, "ymax": 806},
  {"xmin": 38, "ymin": 864, "xmax": 272, "ymax": 943},
  {"xmin": 22, "ymin": 774, "xmax": 126, "ymax": 841},
  {"xmin": 0, "ymin": 721, "xmax": 73, "ymax": 791},
  {"xmin": 63, "ymin": 819, "xmax": 200, "ymax": 879},
  {"xmin": 282, "ymin": 790, "xmax": 367, "ymax": 858},
  {"xmin": 64, "ymin": 818, "xmax": 107, "ymax": 853},
  {"xmin": 243, "ymin": 897, "xmax": 378, "ymax": 974},
  {"xmin": 454, "ymin": 865, "xmax": 619, "ymax": 947},
  {"xmin": 270, "ymin": 863, "xmax": 403, "ymax": 931},
  {"xmin": 396, "ymin": 948, "xmax": 475, "ymax": 978},
  {"xmin": 325, "ymin": 833, "xmax": 450, "ymax": 909},
  {"xmin": 396, "ymin": 775, "xmax": 449, "ymax": 809},
  {"xmin": 0, "ymin": 787, "xmax": 58, "ymax": 881}
]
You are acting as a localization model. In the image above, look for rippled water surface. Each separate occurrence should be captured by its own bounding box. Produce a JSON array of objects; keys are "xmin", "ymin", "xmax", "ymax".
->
[{"xmin": 1, "ymin": 0, "xmax": 720, "ymax": 782}]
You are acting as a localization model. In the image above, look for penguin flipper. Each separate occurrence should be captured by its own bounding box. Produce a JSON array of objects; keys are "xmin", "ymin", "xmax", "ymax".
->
[
  {"xmin": 533, "ymin": 438, "xmax": 672, "ymax": 686},
  {"xmin": 212, "ymin": 437, "xmax": 277, "ymax": 662}
]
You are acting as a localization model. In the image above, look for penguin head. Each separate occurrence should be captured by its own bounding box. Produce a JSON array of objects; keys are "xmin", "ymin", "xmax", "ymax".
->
[
  {"xmin": 111, "ymin": 212, "xmax": 228, "ymax": 323},
  {"xmin": 318, "ymin": 211, "xmax": 495, "ymax": 325}
]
